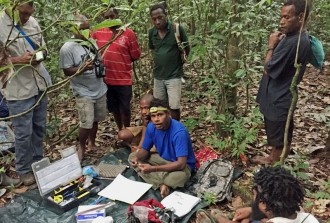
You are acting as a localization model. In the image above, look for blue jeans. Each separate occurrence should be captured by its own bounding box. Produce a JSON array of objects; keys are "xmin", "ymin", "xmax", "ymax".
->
[
  {"xmin": 0, "ymin": 92, "xmax": 9, "ymax": 118},
  {"xmin": 7, "ymin": 92, "xmax": 47, "ymax": 174}
]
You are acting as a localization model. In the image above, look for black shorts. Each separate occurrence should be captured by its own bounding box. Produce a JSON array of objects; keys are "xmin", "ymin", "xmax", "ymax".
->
[
  {"xmin": 264, "ymin": 117, "xmax": 294, "ymax": 147},
  {"xmin": 106, "ymin": 85, "xmax": 132, "ymax": 114}
]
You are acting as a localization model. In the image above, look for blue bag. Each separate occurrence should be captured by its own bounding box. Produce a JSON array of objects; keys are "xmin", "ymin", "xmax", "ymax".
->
[{"xmin": 309, "ymin": 35, "xmax": 325, "ymax": 69}]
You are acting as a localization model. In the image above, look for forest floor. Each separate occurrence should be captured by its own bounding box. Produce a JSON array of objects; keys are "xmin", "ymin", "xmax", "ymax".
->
[{"xmin": 0, "ymin": 61, "xmax": 329, "ymax": 222}]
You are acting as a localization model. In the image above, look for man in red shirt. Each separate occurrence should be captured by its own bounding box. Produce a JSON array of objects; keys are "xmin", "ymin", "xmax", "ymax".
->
[{"xmin": 91, "ymin": 6, "xmax": 141, "ymax": 130}]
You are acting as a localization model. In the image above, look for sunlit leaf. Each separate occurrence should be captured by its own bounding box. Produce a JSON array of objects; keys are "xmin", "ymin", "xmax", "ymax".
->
[{"xmin": 91, "ymin": 19, "xmax": 123, "ymax": 30}]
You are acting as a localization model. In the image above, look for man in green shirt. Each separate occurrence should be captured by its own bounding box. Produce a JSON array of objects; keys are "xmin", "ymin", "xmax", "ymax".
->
[{"xmin": 148, "ymin": 3, "xmax": 190, "ymax": 121}]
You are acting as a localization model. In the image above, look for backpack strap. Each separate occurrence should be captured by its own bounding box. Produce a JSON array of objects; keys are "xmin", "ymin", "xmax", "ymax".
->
[
  {"xmin": 173, "ymin": 23, "xmax": 181, "ymax": 45},
  {"xmin": 15, "ymin": 25, "xmax": 37, "ymax": 50},
  {"xmin": 173, "ymin": 23, "xmax": 187, "ymax": 63}
]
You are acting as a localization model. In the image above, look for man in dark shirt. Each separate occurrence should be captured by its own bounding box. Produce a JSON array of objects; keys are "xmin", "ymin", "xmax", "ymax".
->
[
  {"xmin": 253, "ymin": 0, "xmax": 311, "ymax": 165},
  {"xmin": 148, "ymin": 3, "xmax": 190, "ymax": 121}
]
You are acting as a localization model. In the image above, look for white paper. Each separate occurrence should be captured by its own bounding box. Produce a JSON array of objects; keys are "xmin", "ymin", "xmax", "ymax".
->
[
  {"xmin": 98, "ymin": 174, "xmax": 152, "ymax": 204},
  {"xmin": 161, "ymin": 191, "xmax": 201, "ymax": 217}
]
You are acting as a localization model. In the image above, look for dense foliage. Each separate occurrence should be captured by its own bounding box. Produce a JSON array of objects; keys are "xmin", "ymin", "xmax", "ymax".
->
[{"xmin": 0, "ymin": 0, "xmax": 329, "ymax": 156}]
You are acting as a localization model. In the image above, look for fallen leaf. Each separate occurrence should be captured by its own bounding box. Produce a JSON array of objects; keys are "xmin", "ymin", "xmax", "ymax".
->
[
  {"xmin": 245, "ymin": 171, "xmax": 254, "ymax": 177},
  {"xmin": 312, "ymin": 199, "xmax": 330, "ymax": 214},
  {"xmin": 13, "ymin": 186, "xmax": 29, "ymax": 194},
  {"xmin": 231, "ymin": 196, "xmax": 243, "ymax": 209}
]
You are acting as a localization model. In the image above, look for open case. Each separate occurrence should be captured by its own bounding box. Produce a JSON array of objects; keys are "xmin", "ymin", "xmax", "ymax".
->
[{"xmin": 32, "ymin": 146, "xmax": 100, "ymax": 214}]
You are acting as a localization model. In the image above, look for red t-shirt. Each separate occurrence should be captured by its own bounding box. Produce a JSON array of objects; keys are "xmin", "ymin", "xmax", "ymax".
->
[{"xmin": 91, "ymin": 28, "xmax": 141, "ymax": 85}]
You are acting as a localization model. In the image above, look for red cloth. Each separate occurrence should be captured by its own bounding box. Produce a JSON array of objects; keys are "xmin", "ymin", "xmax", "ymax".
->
[
  {"xmin": 91, "ymin": 28, "xmax": 141, "ymax": 86},
  {"xmin": 194, "ymin": 147, "xmax": 219, "ymax": 169},
  {"xmin": 127, "ymin": 198, "xmax": 164, "ymax": 223}
]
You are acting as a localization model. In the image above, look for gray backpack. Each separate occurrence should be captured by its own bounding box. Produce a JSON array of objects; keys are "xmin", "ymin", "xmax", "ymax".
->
[{"xmin": 190, "ymin": 159, "xmax": 234, "ymax": 203}]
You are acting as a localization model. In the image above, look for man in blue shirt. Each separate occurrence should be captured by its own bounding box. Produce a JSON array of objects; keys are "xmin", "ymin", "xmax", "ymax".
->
[{"xmin": 129, "ymin": 99, "xmax": 196, "ymax": 198}]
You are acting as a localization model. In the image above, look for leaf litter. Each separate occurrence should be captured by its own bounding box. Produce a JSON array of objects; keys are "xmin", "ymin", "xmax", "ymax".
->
[{"xmin": 0, "ymin": 63, "xmax": 329, "ymax": 221}]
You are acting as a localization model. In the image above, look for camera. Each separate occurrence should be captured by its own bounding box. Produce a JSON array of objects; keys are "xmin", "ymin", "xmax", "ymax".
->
[
  {"xmin": 94, "ymin": 59, "xmax": 106, "ymax": 78},
  {"xmin": 35, "ymin": 51, "xmax": 45, "ymax": 61}
]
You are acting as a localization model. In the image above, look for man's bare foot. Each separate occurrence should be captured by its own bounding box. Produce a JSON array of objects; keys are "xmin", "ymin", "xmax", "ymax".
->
[
  {"xmin": 196, "ymin": 210, "xmax": 214, "ymax": 223},
  {"xmin": 210, "ymin": 209, "xmax": 235, "ymax": 223},
  {"xmin": 87, "ymin": 144, "xmax": 101, "ymax": 151},
  {"xmin": 160, "ymin": 184, "xmax": 170, "ymax": 198},
  {"xmin": 251, "ymin": 155, "xmax": 273, "ymax": 165}
]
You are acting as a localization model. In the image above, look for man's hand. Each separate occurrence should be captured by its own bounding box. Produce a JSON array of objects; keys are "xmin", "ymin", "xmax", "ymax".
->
[
  {"xmin": 232, "ymin": 207, "xmax": 252, "ymax": 221},
  {"xmin": 137, "ymin": 163, "xmax": 154, "ymax": 174},
  {"xmin": 129, "ymin": 156, "xmax": 139, "ymax": 168},
  {"xmin": 12, "ymin": 52, "xmax": 36, "ymax": 65},
  {"xmin": 268, "ymin": 31, "xmax": 285, "ymax": 49},
  {"xmin": 11, "ymin": 51, "xmax": 47, "ymax": 65}
]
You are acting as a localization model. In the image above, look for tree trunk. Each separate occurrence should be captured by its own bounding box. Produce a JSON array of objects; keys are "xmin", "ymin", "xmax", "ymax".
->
[
  {"xmin": 215, "ymin": 1, "xmax": 241, "ymax": 134},
  {"xmin": 218, "ymin": 1, "xmax": 240, "ymax": 115}
]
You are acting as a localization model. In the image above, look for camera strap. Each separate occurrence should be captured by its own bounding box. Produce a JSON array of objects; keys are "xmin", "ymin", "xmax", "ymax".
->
[{"xmin": 15, "ymin": 25, "xmax": 37, "ymax": 50}]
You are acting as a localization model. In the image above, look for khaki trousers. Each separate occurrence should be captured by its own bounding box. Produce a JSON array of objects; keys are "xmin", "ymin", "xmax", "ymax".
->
[{"xmin": 129, "ymin": 152, "xmax": 191, "ymax": 189}]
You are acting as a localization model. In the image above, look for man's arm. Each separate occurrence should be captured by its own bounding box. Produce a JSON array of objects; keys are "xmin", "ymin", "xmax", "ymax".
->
[
  {"xmin": 137, "ymin": 126, "xmax": 147, "ymax": 149},
  {"xmin": 148, "ymin": 29, "xmax": 154, "ymax": 50},
  {"xmin": 59, "ymin": 45, "xmax": 94, "ymax": 77},
  {"xmin": 179, "ymin": 25, "xmax": 190, "ymax": 56},
  {"xmin": 264, "ymin": 32, "xmax": 288, "ymax": 76},
  {"xmin": 130, "ymin": 148, "xmax": 150, "ymax": 167},
  {"xmin": 62, "ymin": 59, "xmax": 94, "ymax": 76},
  {"xmin": 10, "ymin": 52, "xmax": 42, "ymax": 65},
  {"xmin": 264, "ymin": 31, "xmax": 284, "ymax": 67},
  {"xmin": 138, "ymin": 156, "xmax": 187, "ymax": 174},
  {"xmin": 128, "ymin": 30, "xmax": 141, "ymax": 61},
  {"xmin": 232, "ymin": 207, "xmax": 252, "ymax": 221}
]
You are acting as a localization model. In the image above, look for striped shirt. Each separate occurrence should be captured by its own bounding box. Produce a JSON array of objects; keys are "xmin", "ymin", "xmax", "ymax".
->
[{"xmin": 91, "ymin": 28, "xmax": 141, "ymax": 85}]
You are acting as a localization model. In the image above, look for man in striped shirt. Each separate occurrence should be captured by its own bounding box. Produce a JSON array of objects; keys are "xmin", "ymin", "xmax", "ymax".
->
[{"xmin": 91, "ymin": 7, "xmax": 141, "ymax": 130}]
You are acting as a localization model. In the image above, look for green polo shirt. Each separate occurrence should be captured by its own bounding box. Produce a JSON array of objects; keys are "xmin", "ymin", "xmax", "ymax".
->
[{"xmin": 148, "ymin": 22, "xmax": 189, "ymax": 80}]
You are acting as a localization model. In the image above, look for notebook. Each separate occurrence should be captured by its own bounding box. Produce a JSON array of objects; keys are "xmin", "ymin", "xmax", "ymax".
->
[{"xmin": 161, "ymin": 191, "xmax": 201, "ymax": 217}]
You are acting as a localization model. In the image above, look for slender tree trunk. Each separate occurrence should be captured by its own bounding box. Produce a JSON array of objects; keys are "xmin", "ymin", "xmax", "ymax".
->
[
  {"xmin": 215, "ymin": 1, "xmax": 241, "ymax": 134},
  {"xmin": 222, "ymin": 1, "xmax": 240, "ymax": 115}
]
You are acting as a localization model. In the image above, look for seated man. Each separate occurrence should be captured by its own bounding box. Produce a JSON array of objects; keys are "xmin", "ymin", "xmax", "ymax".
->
[
  {"xmin": 59, "ymin": 14, "xmax": 107, "ymax": 161},
  {"xmin": 129, "ymin": 99, "xmax": 196, "ymax": 198},
  {"xmin": 117, "ymin": 93, "xmax": 153, "ymax": 151},
  {"xmin": 196, "ymin": 166, "xmax": 319, "ymax": 223}
]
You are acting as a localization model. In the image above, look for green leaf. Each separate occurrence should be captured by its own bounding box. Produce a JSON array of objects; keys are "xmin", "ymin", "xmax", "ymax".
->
[
  {"xmin": 91, "ymin": 19, "xmax": 123, "ymax": 31},
  {"xmin": 80, "ymin": 29, "xmax": 90, "ymax": 39},
  {"xmin": 234, "ymin": 69, "xmax": 246, "ymax": 78},
  {"xmin": 304, "ymin": 201, "xmax": 314, "ymax": 209}
]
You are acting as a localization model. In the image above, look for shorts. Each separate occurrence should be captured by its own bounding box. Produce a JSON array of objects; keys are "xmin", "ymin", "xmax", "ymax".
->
[
  {"xmin": 127, "ymin": 126, "xmax": 143, "ymax": 146},
  {"xmin": 264, "ymin": 117, "xmax": 294, "ymax": 147},
  {"xmin": 106, "ymin": 85, "xmax": 132, "ymax": 114},
  {"xmin": 153, "ymin": 78, "xmax": 181, "ymax": 109},
  {"xmin": 126, "ymin": 126, "xmax": 157, "ymax": 151},
  {"xmin": 76, "ymin": 94, "xmax": 107, "ymax": 129}
]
